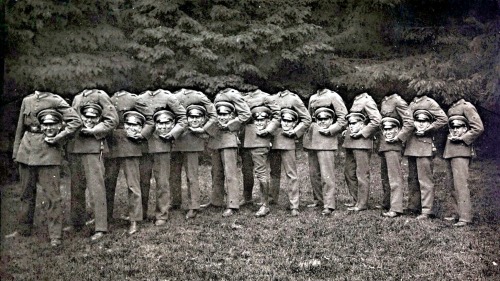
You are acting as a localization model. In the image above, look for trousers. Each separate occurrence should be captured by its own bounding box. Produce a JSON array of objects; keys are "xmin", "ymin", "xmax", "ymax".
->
[
  {"xmin": 210, "ymin": 148, "xmax": 240, "ymax": 209},
  {"xmin": 269, "ymin": 149, "xmax": 300, "ymax": 209},
  {"xmin": 344, "ymin": 149, "xmax": 371, "ymax": 209},
  {"xmin": 407, "ymin": 156, "xmax": 434, "ymax": 215},
  {"xmin": 380, "ymin": 151, "xmax": 404, "ymax": 213},
  {"xmin": 170, "ymin": 152, "xmax": 201, "ymax": 210},
  {"xmin": 308, "ymin": 150, "xmax": 336, "ymax": 209},
  {"xmin": 445, "ymin": 157, "xmax": 471, "ymax": 222}
]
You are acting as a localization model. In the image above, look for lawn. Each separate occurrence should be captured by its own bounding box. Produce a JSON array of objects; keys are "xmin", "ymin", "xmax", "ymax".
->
[{"xmin": 1, "ymin": 150, "xmax": 499, "ymax": 280}]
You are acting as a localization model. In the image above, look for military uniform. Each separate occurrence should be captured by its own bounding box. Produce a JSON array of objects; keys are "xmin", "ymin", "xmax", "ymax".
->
[
  {"xmin": 443, "ymin": 99, "xmax": 483, "ymax": 225},
  {"xmin": 404, "ymin": 95, "xmax": 448, "ymax": 217},
  {"xmin": 303, "ymin": 89, "xmax": 347, "ymax": 214},
  {"xmin": 269, "ymin": 90, "xmax": 312, "ymax": 210},
  {"xmin": 205, "ymin": 88, "xmax": 251, "ymax": 216},
  {"xmin": 138, "ymin": 89, "xmax": 186, "ymax": 223},
  {"xmin": 67, "ymin": 89, "xmax": 118, "ymax": 237},
  {"xmin": 13, "ymin": 91, "xmax": 81, "ymax": 245},
  {"xmin": 343, "ymin": 92, "xmax": 382, "ymax": 211},
  {"xmin": 378, "ymin": 94, "xmax": 413, "ymax": 216},
  {"xmin": 169, "ymin": 89, "xmax": 216, "ymax": 217},
  {"xmin": 104, "ymin": 91, "xmax": 153, "ymax": 232}
]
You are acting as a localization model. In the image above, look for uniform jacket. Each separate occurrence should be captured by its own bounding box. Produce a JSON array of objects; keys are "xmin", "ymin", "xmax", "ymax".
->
[
  {"xmin": 14, "ymin": 91, "xmax": 82, "ymax": 166},
  {"xmin": 303, "ymin": 89, "xmax": 348, "ymax": 150},
  {"xmin": 107, "ymin": 91, "xmax": 154, "ymax": 158},
  {"xmin": 378, "ymin": 94, "xmax": 414, "ymax": 152},
  {"xmin": 343, "ymin": 93, "xmax": 382, "ymax": 149},
  {"xmin": 67, "ymin": 89, "xmax": 118, "ymax": 154},
  {"xmin": 206, "ymin": 89, "xmax": 251, "ymax": 150},
  {"xmin": 271, "ymin": 90, "xmax": 312, "ymax": 150},
  {"xmin": 139, "ymin": 89, "xmax": 187, "ymax": 153},
  {"xmin": 172, "ymin": 89, "xmax": 216, "ymax": 152},
  {"xmin": 242, "ymin": 90, "xmax": 281, "ymax": 148},
  {"xmin": 443, "ymin": 99, "xmax": 484, "ymax": 158},
  {"xmin": 404, "ymin": 95, "xmax": 448, "ymax": 157}
]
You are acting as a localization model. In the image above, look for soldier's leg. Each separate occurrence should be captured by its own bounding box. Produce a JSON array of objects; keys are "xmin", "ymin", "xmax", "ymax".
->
[
  {"xmin": 385, "ymin": 151, "xmax": 404, "ymax": 213},
  {"xmin": 17, "ymin": 164, "xmax": 37, "ymax": 235},
  {"xmin": 69, "ymin": 154, "xmax": 87, "ymax": 229},
  {"xmin": 123, "ymin": 157, "xmax": 143, "ymax": 221},
  {"xmin": 38, "ymin": 166, "xmax": 63, "ymax": 240},
  {"xmin": 451, "ymin": 157, "xmax": 471, "ymax": 223},
  {"xmin": 82, "ymin": 154, "xmax": 108, "ymax": 232},
  {"xmin": 282, "ymin": 149, "xmax": 299, "ymax": 210},
  {"xmin": 416, "ymin": 157, "xmax": 434, "ymax": 215},
  {"xmin": 343, "ymin": 149, "xmax": 358, "ymax": 204},
  {"xmin": 308, "ymin": 151, "xmax": 323, "ymax": 206},
  {"xmin": 380, "ymin": 153, "xmax": 391, "ymax": 209},
  {"xmin": 153, "ymin": 153, "xmax": 170, "ymax": 220},
  {"xmin": 318, "ymin": 150, "xmax": 336, "ymax": 210},
  {"xmin": 251, "ymin": 148, "xmax": 270, "ymax": 206},
  {"xmin": 353, "ymin": 149, "xmax": 371, "ymax": 209},
  {"xmin": 169, "ymin": 152, "xmax": 183, "ymax": 208},
  {"xmin": 139, "ymin": 154, "xmax": 153, "ymax": 219},
  {"xmin": 185, "ymin": 152, "xmax": 201, "ymax": 210},
  {"xmin": 221, "ymin": 148, "xmax": 240, "ymax": 209},
  {"xmin": 269, "ymin": 149, "xmax": 282, "ymax": 203},
  {"xmin": 241, "ymin": 148, "xmax": 255, "ymax": 203},
  {"xmin": 104, "ymin": 157, "xmax": 120, "ymax": 221},
  {"xmin": 210, "ymin": 149, "xmax": 225, "ymax": 206},
  {"xmin": 406, "ymin": 156, "xmax": 421, "ymax": 212}
]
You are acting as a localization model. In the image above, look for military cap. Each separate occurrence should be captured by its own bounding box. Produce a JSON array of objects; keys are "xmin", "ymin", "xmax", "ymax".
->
[
  {"xmin": 314, "ymin": 107, "xmax": 335, "ymax": 120},
  {"xmin": 251, "ymin": 106, "xmax": 272, "ymax": 120},
  {"xmin": 448, "ymin": 115, "xmax": 469, "ymax": 128},
  {"xmin": 37, "ymin": 109, "xmax": 63, "ymax": 124},
  {"xmin": 215, "ymin": 101, "xmax": 235, "ymax": 114},
  {"xmin": 281, "ymin": 108, "xmax": 298, "ymax": 121},
  {"xmin": 346, "ymin": 112, "xmax": 366, "ymax": 123},
  {"xmin": 81, "ymin": 103, "xmax": 103, "ymax": 118},
  {"xmin": 413, "ymin": 109, "xmax": 434, "ymax": 122},
  {"xmin": 153, "ymin": 110, "xmax": 175, "ymax": 123},
  {"xmin": 123, "ymin": 111, "xmax": 146, "ymax": 125},
  {"xmin": 186, "ymin": 104, "xmax": 207, "ymax": 117},
  {"xmin": 381, "ymin": 117, "xmax": 401, "ymax": 129}
]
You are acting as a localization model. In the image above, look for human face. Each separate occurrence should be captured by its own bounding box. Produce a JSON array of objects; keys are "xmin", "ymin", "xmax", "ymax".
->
[
  {"xmin": 41, "ymin": 123, "xmax": 62, "ymax": 137},
  {"xmin": 81, "ymin": 115, "xmax": 100, "ymax": 129},
  {"xmin": 124, "ymin": 123, "xmax": 142, "ymax": 137},
  {"xmin": 348, "ymin": 120, "xmax": 364, "ymax": 134},
  {"xmin": 255, "ymin": 118, "xmax": 269, "ymax": 130},
  {"xmin": 217, "ymin": 112, "xmax": 234, "ymax": 125},
  {"xmin": 281, "ymin": 119, "xmax": 297, "ymax": 131},
  {"xmin": 155, "ymin": 120, "xmax": 175, "ymax": 136},
  {"xmin": 450, "ymin": 125, "xmax": 468, "ymax": 138},
  {"xmin": 383, "ymin": 127, "xmax": 399, "ymax": 140},
  {"xmin": 188, "ymin": 115, "xmax": 205, "ymax": 128},
  {"xmin": 414, "ymin": 120, "xmax": 431, "ymax": 132},
  {"xmin": 317, "ymin": 116, "xmax": 333, "ymax": 129}
]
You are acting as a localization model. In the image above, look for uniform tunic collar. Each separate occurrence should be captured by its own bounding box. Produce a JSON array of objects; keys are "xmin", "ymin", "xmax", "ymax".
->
[
  {"xmin": 384, "ymin": 93, "xmax": 398, "ymax": 101},
  {"xmin": 355, "ymin": 92, "xmax": 368, "ymax": 100},
  {"xmin": 413, "ymin": 95, "xmax": 427, "ymax": 103},
  {"xmin": 35, "ymin": 91, "xmax": 49, "ymax": 99}
]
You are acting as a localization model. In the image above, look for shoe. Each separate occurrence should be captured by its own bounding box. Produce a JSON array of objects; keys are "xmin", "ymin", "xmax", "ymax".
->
[
  {"xmin": 90, "ymin": 232, "xmax": 105, "ymax": 241},
  {"xmin": 291, "ymin": 209, "xmax": 300, "ymax": 217},
  {"xmin": 200, "ymin": 202, "xmax": 223, "ymax": 208},
  {"xmin": 5, "ymin": 231, "xmax": 20, "ymax": 239},
  {"xmin": 186, "ymin": 209, "xmax": 198, "ymax": 219},
  {"xmin": 128, "ymin": 221, "xmax": 138, "ymax": 235},
  {"xmin": 222, "ymin": 208, "xmax": 235, "ymax": 217},
  {"xmin": 239, "ymin": 199, "xmax": 254, "ymax": 206},
  {"xmin": 155, "ymin": 219, "xmax": 167, "ymax": 226},
  {"xmin": 255, "ymin": 206, "xmax": 270, "ymax": 217},
  {"xmin": 375, "ymin": 205, "xmax": 388, "ymax": 210},
  {"xmin": 382, "ymin": 211, "xmax": 400, "ymax": 218},
  {"xmin": 321, "ymin": 208, "xmax": 333, "ymax": 216},
  {"xmin": 50, "ymin": 239, "xmax": 62, "ymax": 247},
  {"xmin": 307, "ymin": 203, "xmax": 320, "ymax": 208},
  {"xmin": 347, "ymin": 206, "xmax": 366, "ymax": 212},
  {"xmin": 344, "ymin": 202, "xmax": 356, "ymax": 207},
  {"xmin": 444, "ymin": 216, "xmax": 458, "ymax": 221},
  {"xmin": 453, "ymin": 221, "xmax": 469, "ymax": 227},
  {"xmin": 416, "ymin": 214, "xmax": 430, "ymax": 220},
  {"xmin": 85, "ymin": 219, "xmax": 95, "ymax": 225}
]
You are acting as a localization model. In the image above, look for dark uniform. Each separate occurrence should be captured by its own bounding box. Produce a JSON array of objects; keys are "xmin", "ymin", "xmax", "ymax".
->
[
  {"xmin": 205, "ymin": 88, "xmax": 251, "ymax": 217},
  {"xmin": 443, "ymin": 99, "xmax": 483, "ymax": 226},
  {"xmin": 404, "ymin": 95, "xmax": 448, "ymax": 219},
  {"xmin": 378, "ymin": 93, "xmax": 414, "ymax": 217},
  {"xmin": 170, "ymin": 89, "xmax": 216, "ymax": 219},
  {"xmin": 138, "ymin": 89, "xmax": 186, "ymax": 225},
  {"xmin": 13, "ymin": 91, "xmax": 81, "ymax": 246},
  {"xmin": 104, "ymin": 90, "xmax": 154, "ymax": 234},
  {"xmin": 343, "ymin": 92, "xmax": 382, "ymax": 211},
  {"xmin": 303, "ymin": 89, "xmax": 347, "ymax": 215},
  {"xmin": 269, "ymin": 90, "xmax": 312, "ymax": 212},
  {"xmin": 67, "ymin": 89, "xmax": 118, "ymax": 239}
]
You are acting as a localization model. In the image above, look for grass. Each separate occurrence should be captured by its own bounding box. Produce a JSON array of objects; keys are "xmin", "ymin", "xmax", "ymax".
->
[{"xmin": 1, "ymin": 149, "xmax": 499, "ymax": 280}]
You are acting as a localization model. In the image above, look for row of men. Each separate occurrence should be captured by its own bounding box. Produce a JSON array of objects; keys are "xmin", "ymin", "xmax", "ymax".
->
[{"xmin": 9, "ymin": 88, "xmax": 483, "ymax": 246}]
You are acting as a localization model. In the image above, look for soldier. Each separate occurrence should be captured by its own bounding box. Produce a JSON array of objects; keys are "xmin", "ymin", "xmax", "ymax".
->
[
  {"xmin": 9, "ymin": 91, "xmax": 81, "ymax": 247},
  {"xmin": 378, "ymin": 92, "xmax": 414, "ymax": 218},
  {"xmin": 443, "ymin": 99, "xmax": 483, "ymax": 227},
  {"xmin": 240, "ymin": 89, "xmax": 281, "ymax": 217},
  {"xmin": 170, "ymin": 89, "xmax": 216, "ymax": 219},
  {"xmin": 343, "ymin": 92, "xmax": 382, "ymax": 212},
  {"xmin": 269, "ymin": 90, "xmax": 312, "ymax": 216},
  {"xmin": 404, "ymin": 92, "xmax": 448, "ymax": 220},
  {"xmin": 67, "ymin": 89, "xmax": 118, "ymax": 241},
  {"xmin": 303, "ymin": 89, "xmax": 348, "ymax": 216},
  {"xmin": 138, "ymin": 89, "xmax": 186, "ymax": 225},
  {"xmin": 104, "ymin": 90, "xmax": 154, "ymax": 235},
  {"xmin": 205, "ymin": 88, "xmax": 251, "ymax": 217}
]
